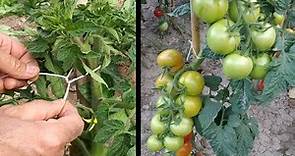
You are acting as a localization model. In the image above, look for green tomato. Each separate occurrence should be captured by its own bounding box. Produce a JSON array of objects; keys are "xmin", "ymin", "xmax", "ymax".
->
[
  {"xmin": 170, "ymin": 117, "xmax": 193, "ymax": 136},
  {"xmin": 164, "ymin": 136, "xmax": 184, "ymax": 151},
  {"xmin": 146, "ymin": 135, "xmax": 163, "ymax": 152},
  {"xmin": 178, "ymin": 71, "xmax": 205, "ymax": 96},
  {"xmin": 251, "ymin": 23, "xmax": 276, "ymax": 51},
  {"xmin": 192, "ymin": 0, "xmax": 228, "ymax": 24},
  {"xmin": 229, "ymin": 0, "xmax": 260, "ymax": 23},
  {"xmin": 223, "ymin": 53, "xmax": 253, "ymax": 80},
  {"xmin": 176, "ymin": 95, "xmax": 202, "ymax": 117},
  {"xmin": 159, "ymin": 21, "xmax": 169, "ymax": 32},
  {"xmin": 250, "ymin": 53, "xmax": 271, "ymax": 79},
  {"xmin": 273, "ymin": 12, "xmax": 285, "ymax": 26},
  {"xmin": 207, "ymin": 19, "xmax": 240, "ymax": 55},
  {"xmin": 155, "ymin": 74, "xmax": 173, "ymax": 89},
  {"xmin": 150, "ymin": 114, "xmax": 165, "ymax": 134}
]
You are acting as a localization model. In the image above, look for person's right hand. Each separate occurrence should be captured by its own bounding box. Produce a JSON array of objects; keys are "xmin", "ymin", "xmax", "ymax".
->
[{"xmin": 0, "ymin": 100, "xmax": 84, "ymax": 156}]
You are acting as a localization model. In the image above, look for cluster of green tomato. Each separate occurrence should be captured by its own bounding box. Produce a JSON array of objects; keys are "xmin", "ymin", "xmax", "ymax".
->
[
  {"xmin": 193, "ymin": 0, "xmax": 283, "ymax": 80},
  {"xmin": 146, "ymin": 49, "xmax": 206, "ymax": 155}
]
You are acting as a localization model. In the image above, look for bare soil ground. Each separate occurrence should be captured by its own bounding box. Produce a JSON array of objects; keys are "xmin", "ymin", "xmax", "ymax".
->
[{"xmin": 141, "ymin": 1, "xmax": 295, "ymax": 156}]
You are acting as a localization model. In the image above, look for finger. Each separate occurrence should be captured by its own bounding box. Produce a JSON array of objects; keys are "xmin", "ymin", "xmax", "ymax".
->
[
  {"xmin": 0, "ymin": 79, "xmax": 4, "ymax": 93},
  {"xmin": 3, "ymin": 77, "xmax": 27, "ymax": 90},
  {"xmin": 20, "ymin": 53, "xmax": 40, "ymax": 81},
  {"xmin": 0, "ymin": 51, "xmax": 39, "ymax": 80},
  {"xmin": 45, "ymin": 103, "xmax": 84, "ymax": 142},
  {"xmin": 0, "ymin": 100, "xmax": 65, "ymax": 121},
  {"xmin": 0, "ymin": 33, "xmax": 28, "ymax": 58}
]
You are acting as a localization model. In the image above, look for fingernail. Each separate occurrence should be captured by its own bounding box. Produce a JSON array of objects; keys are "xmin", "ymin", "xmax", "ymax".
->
[{"xmin": 26, "ymin": 63, "xmax": 39, "ymax": 75}]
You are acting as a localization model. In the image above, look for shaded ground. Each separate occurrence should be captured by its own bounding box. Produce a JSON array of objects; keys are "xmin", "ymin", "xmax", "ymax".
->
[{"xmin": 141, "ymin": 1, "xmax": 295, "ymax": 156}]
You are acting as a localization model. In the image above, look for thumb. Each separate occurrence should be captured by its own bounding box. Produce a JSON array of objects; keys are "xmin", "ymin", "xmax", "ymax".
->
[{"xmin": 0, "ymin": 52, "xmax": 39, "ymax": 79}]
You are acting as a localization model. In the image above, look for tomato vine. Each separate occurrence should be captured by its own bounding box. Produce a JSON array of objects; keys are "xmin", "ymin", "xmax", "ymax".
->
[
  {"xmin": 147, "ymin": 0, "xmax": 295, "ymax": 156},
  {"xmin": 0, "ymin": 0, "xmax": 136, "ymax": 155}
]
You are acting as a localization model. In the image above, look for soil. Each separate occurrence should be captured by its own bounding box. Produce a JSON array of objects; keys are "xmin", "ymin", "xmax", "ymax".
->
[{"xmin": 141, "ymin": 1, "xmax": 295, "ymax": 156}]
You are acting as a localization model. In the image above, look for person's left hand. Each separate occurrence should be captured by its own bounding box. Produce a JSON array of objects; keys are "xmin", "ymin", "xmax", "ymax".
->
[{"xmin": 0, "ymin": 33, "xmax": 40, "ymax": 93}]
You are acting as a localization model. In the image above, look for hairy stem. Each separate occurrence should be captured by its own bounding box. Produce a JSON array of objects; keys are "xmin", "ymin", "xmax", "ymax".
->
[{"xmin": 87, "ymin": 58, "xmax": 102, "ymax": 110}]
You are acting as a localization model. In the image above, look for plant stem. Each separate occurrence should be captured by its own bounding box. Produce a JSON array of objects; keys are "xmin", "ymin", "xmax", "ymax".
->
[
  {"xmin": 73, "ymin": 138, "xmax": 91, "ymax": 156},
  {"xmin": 87, "ymin": 58, "xmax": 103, "ymax": 110},
  {"xmin": 190, "ymin": 0, "xmax": 200, "ymax": 57}
]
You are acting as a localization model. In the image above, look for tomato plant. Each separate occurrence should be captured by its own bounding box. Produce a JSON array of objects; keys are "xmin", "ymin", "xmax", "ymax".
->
[
  {"xmin": 157, "ymin": 49, "xmax": 184, "ymax": 72},
  {"xmin": 154, "ymin": 6, "xmax": 164, "ymax": 17},
  {"xmin": 147, "ymin": 135, "xmax": 163, "ymax": 152},
  {"xmin": 206, "ymin": 19, "xmax": 241, "ymax": 55},
  {"xmin": 176, "ymin": 142, "xmax": 193, "ymax": 156},
  {"xmin": 192, "ymin": 0, "xmax": 228, "ymax": 24},
  {"xmin": 170, "ymin": 117, "xmax": 193, "ymax": 136},
  {"xmin": 0, "ymin": 0, "xmax": 136, "ymax": 155},
  {"xmin": 250, "ymin": 53, "xmax": 271, "ymax": 79},
  {"xmin": 159, "ymin": 21, "xmax": 169, "ymax": 32},
  {"xmin": 223, "ymin": 53, "xmax": 253, "ymax": 80},
  {"xmin": 147, "ymin": 0, "xmax": 295, "ymax": 156},
  {"xmin": 178, "ymin": 71, "xmax": 205, "ymax": 95},
  {"xmin": 164, "ymin": 136, "xmax": 184, "ymax": 152},
  {"xmin": 257, "ymin": 80, "xmax": 265, "ymax": 91},
  {"xmin": 176, "ymin": 95, "xmax": 202, "ymax": 118},
  {"xmin": 229, "ymin": 0, "xmax": 260, "ymax": 23},
  {"xmin": 150, "ymin": 114, "xmax": 166, "ymax": 134},
  {"xmin": 251, "ymin": 23, "xmax": 276, "ymax": 51}
]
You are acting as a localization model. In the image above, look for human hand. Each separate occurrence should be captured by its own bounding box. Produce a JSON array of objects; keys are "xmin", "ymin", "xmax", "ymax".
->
[
  {"xmin": 0, "ymin": 33, "xmax": 39, "ymax": 93},
  {"xmin": 0, "ymin": 100, "xmax": 84, "ymax": 156}
]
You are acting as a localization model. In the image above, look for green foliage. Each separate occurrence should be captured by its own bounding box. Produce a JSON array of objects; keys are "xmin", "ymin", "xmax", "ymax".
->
[
  {"xmin": 167, "ymin": 3, "xmax": 190, "ymax": 17},
  {"xmin": 0, "ymin": 0, "xmax": 135, "ymax": 155}
]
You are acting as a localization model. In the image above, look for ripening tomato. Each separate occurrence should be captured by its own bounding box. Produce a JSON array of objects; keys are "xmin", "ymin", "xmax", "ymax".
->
[
  {"xmin": 273, "ymin": 12, "xmax": 285, "ymax": 26},
  {"xmin": 150, "ymin": 114, "xmax": 165, "ymax": 134},
  {"xmin": 229, "ymin": 0, "xmax": 260, "ymax": 23},
  {"xmin": 184, "ymin": 132, "xmax": 193, "ymax": 143},
  {"xmin": 178, "ymin": 71, "xmax": 205, "ymax": 96},
  {"xmin": 207, "ymin": 19, "xmax": 240, "ymax": 55},
  {"xmin": 157, "ymin": 49, "xmax": 184, "ymax": 72},
  {"xmin": 176, "ymin": 142, "xmax": 193, "ymax": 156},
  {"xmin": 154, "ymin": 6, "xmax": 164, "ymax": 17},
  {"xmin": 257, "ymin": 80, "xmax": 264, "ymax": 91},
  {"xmin": 155, "ymin": 74, "xmax": 173, "ymax": 89},
  {"xmin": 250, "ymin": 53, "xmax": 271, "ymax": 79},
  {"xmin": 223, "ymin": 53, "xmax": 253, "ymax": 80},
  {"xmin": 251, "ymin": 23, "xmax": 276, "ymax": 51},
  {"xmin": 176, "ymin": 95, "xmax": 202, "ymax": 117},
  {"xmin": 170, "ymin": 117, "xmax": 193, "ymax": 136},
  {"xmin": 192, "ymin": 0, "xmax": 228, "ymax": 24},
  {"xmin": 164, "ymin": 136, "xmax": 184, "ymax": 151},
  {"xmin": 159, "ymin": 21, "xmax": 169, "ymax": 32},
  {"xmin": 146, "ymin": 135, "xmax": 163, "ymax": 152}
]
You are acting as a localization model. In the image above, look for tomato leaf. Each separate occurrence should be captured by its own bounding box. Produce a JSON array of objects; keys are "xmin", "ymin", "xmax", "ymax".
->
[
  {"xmin": 235, "ymin": 115, "xmax": 259, "ymax": 156},
  {"xmin": 47, "ymin": 76, "xmax": 65, "ymax": 99},
  {"xmin": 107, "ymin": 134, "xmax": 131, "ymax": 156},
  {"xmin": 257, "ymin": 33, "xmax": 295, "ymax": 103},
  {"xmin": 94, "ymin": 120, "xmax": 124, "ymax": 143},
  {"xmin": 82, "ymin": 62, "xmax": 108, "ymax": 88},
  {"xmin": 167, "ymin": 3, "xmax": 190, "ymax": 17},
  {"xmin": 203, "ymin": 123, "xmax": 238, "ymax": 156},
  {"xmin": 35, "ymin": 76, "xmax": 48, "ymax": 98},
  {"xmin": 202, "ymin": 46, "xmax": 224, "ymax": 60},
  {"xmin": 229, "ymin": 79, "xmax": 255, "ymax": 113},
  {"xmin": 204, "ymin": 75, "xmax": 222, "ymax": 91},
  {"xmin": 195, "ymin": 97, "xmax": 222, "ymax": 132}
]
